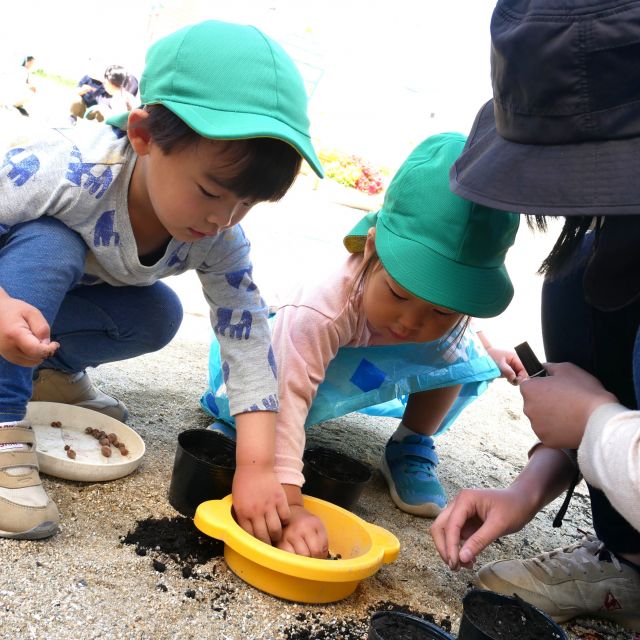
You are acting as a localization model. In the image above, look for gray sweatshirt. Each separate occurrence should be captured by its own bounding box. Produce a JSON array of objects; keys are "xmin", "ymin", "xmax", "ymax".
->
[{"xmin": 0, "ymin": 121, "xmax": 277, "ymax": 416}]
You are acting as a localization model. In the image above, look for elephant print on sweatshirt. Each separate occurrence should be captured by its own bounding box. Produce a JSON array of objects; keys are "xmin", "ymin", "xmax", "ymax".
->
[
  {"xmin": 66, "ymin": 147, "xmax": 113, "ymax": 198},
  {"xmin": 2, "ymin": 148, "xmax": 40, "ymax": 187}
]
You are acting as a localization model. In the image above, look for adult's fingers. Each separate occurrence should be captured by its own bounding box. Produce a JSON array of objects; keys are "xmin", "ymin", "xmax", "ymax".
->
[
  {"xmin": 430, "ymin": 506, "xmax": 456, "ymax": 566},
  {"xmin": 458, "ymin": 517, "xmax": 506, "ymax": 566}
]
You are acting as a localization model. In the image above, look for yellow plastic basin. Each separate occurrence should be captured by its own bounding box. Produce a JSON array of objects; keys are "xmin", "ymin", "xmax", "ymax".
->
[{"xmin": 194, "ymin": 494, "xmax": 400, "ymax": 603}]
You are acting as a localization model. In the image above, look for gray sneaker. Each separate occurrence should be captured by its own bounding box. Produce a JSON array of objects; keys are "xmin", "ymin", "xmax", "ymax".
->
[
  {"xmin": 31, "ymin": 369, "xmax": 128, "ymax": 422},
  {"xmin": 477, "ymin": 534, "xmax": 640, "ymax": 630}
]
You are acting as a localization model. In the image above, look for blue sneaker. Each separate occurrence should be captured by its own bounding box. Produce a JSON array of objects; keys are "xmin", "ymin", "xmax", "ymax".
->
[
  {"xmin": 381, "ymin": 434, "xmax": 447, "ymax": 517},
  {"xmin": 207, "ymin": 420, "xmax": 237, "ymax": 442}
]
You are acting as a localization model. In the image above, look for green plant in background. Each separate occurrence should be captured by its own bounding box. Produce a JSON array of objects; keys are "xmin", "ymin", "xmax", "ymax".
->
[
  {"xmin": 33, "ymin": 69, "xmax": 76, "ymax": 88},
  {"xmin": 319, "ymin": 149, "xmax": 386, "ymax": 195}
]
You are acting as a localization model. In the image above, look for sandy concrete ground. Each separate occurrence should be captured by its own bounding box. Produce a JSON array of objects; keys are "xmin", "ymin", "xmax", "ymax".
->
[{"xmin": 0, "ymin": 114, "xmax": 634, "ymax": 638}]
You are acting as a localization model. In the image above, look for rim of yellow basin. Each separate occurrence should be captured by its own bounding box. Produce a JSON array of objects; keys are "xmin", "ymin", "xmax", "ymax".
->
[{"xmin": 194, "ymin": 495, "xmax": 399, "ymax": 583}]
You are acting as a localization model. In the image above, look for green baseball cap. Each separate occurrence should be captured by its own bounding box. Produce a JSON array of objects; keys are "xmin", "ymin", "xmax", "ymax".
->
[
  {"xmin": 106, "ymin": 20, "xmax": 323, "ymax": 177},
  {"xmin": 343, "ymin": 133, "xmax": 519, "ymax": 318}
]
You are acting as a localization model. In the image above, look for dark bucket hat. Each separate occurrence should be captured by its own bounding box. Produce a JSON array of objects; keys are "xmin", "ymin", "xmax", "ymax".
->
[{"xmin": 450, "ymin": 0, "xmax": 640, "ymax": 217}]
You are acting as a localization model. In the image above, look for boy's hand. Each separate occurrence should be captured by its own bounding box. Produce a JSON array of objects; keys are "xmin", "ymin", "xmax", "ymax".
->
[
  {"xmin": 486, "ymin": 347, "xmax": 527, "ymax": 385},
  {"xmin": 0, "ymin": 294, "xmax": 59, "ymax": 366},
  {"xmin": 232, "ymin": 464, "xmax": 290, "ymax": 545},
  {"xmin": 277, "ymin": 504, "xmax": 329, "ymax": 558}
]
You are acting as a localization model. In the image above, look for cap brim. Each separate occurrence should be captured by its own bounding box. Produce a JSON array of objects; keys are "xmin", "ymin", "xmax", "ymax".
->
[
  {"xmin": 343, "ymin": 211, "xmax": 379, "ymax": 252},
  {"xmin": 376, "ymin": 216, "xmax": 514, "ymax": 318},
  {"xmin": 106, "ymin": 111, "xmax": 129, "ymax": 129},
  {"xmin": 107, "ymin": 102, "xmax": 324, "ymax": 178},
  {"xmin": 450, "ymin": 100, "xmax": 640, "ymax": 217}
]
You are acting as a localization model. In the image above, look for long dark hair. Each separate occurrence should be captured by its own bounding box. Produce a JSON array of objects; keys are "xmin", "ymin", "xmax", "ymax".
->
[{"xmin": 527, "ymin": 215, "xmax": 600, "ymax": 277}]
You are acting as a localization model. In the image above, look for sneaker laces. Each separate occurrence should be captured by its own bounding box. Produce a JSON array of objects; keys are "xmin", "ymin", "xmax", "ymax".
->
[
  {"xmin": 401, "ymin": 454, "xmax": 437, "ymax": 479},
  {"xmin": 532, "ymin": 533, "xmax": 622, "ymax": 577}
]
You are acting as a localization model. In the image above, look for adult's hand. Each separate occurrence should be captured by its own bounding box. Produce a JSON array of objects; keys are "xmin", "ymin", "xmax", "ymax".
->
[
  {"xmin": 520, "ymin": 362, "xmax": 618, "ymax": 449},
  {"xmin": 430, "ymin": 486, "xmax": 538, "ymax": 570}
]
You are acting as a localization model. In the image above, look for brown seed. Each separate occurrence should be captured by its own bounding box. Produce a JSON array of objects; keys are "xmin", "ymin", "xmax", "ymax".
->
[
  {"xmin": 99, "ymin": 437, "xmax": 110, "ymax": 446},
  {"xmin": 91, "ymin": 429, "xmax": 101, "ymax": 438},
  {"xmin": 64, "ymin": 445, "xmax": 70, "ymax": 451},
  {"xmin": 119, "ymin": 447, "xmax": 128, "ymax": 456},
  {"xmin": 107, "ymin": 433, "xmax": 118, "ymax": 444},
  {"xmin": 101, "ymin": 446, "xmax": 112, "ymax": 457},
  {"xmin": 97, "ymin": 430, "xmax": 107, "ymax": 439},
  {"xmin": 50, "ymin": 421, "xmax": 62, "ymax": 428},
  {"xmin": 84, "ymin": 427, "xmax": 93, "ymax": 434},
  {"xmin": 66, "ymin": 449, "xmax": 76, "ymax": 459}
]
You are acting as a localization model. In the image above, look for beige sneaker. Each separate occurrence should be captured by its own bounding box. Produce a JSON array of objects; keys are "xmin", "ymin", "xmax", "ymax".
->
[
  {"xmin": 0, "ymin": 422, "xmax": 59, "ymax": 540},
  {"xmin": 32, "ymin": 369, "xmax": 128, "ymax": 422},
  {"xmin": 477, "ymin": 534, "xmax": 640, "ymax": 630}
]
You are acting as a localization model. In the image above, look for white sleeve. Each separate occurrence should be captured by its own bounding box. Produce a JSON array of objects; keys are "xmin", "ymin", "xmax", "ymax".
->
[{"xmin": 577, "ymin": 402, "xmax": 640, "ymax": 532}]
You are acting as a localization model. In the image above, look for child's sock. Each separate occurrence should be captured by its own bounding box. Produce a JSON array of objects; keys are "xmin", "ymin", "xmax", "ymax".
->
[
  {"xmin": 0, "ymin": 421, "xmax": 31, "ymax": 473},
  {"xmin": 391, "ymin": 422, "xmax": 423, "ymax": 442}
]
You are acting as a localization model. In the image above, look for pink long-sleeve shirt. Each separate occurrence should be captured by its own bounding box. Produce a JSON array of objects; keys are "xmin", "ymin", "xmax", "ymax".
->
[{"xmin": 272, "ymin": 254, "xmax": 376, "ymax": 486}]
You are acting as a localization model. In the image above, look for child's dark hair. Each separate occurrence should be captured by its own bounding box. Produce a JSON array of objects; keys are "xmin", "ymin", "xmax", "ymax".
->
[
  {"xmin": 137, "ymin": 104, "xmax": 302, "ymax": 202},
  {"xmin": 104, "ymin": 65, "xmax": 128, "ymax": 89}
]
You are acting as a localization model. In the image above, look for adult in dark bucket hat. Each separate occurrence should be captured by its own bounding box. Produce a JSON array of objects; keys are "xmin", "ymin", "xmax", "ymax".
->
[{"xmin": 431, "ymin": 0, "xmax": 640, "ymax": 630}]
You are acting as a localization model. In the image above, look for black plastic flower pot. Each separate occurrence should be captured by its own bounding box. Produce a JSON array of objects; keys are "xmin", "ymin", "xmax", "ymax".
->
[
  {"xmin": 368, "ymin": 611, "xmax": 455, "ymax": 640},
  {"xmin": 302, "ymin": 446, "xmax": 373, "ymax": 511},
  {"xmin": 458, "ymin": 589, "xmax": 567, "ymax": 640},
  {"xmin": 168, "ymin": 429, "xmax": 236, "ymax": 517}
]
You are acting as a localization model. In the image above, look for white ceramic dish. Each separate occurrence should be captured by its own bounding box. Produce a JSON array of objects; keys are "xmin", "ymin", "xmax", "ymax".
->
[{"xmin": 26, "ymin": 402, "xmax": 145, "ymax": 482}]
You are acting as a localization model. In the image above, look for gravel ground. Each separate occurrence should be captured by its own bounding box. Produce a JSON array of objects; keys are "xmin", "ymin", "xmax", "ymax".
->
[{"xmin": 0, "ymin": 345, "xmax": 633, "ymax": 639}]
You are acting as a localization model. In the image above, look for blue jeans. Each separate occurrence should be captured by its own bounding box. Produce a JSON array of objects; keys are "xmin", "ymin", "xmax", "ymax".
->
[
  {"xmin": 542, "ymin": 236, "xmax": 640, "ymax": 553},
  {"xmin": 0, "ymin": 218, "xmax": 183, "ymax": 422}
]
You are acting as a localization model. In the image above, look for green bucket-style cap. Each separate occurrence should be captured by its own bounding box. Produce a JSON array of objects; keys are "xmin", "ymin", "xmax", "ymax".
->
[
  {"xmin": 343, "ymin": 133, "xmax": 519, "ymax": 318},
  {"xmin": 106, "ymin": 20, "xmax": 323, "ymax": 177}
]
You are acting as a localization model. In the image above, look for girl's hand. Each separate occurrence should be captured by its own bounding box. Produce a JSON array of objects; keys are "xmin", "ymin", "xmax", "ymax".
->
[
  {"xmin": 276, "ymin": 504, "xmax": 329, "ymax": 558},
  {"xmin": 0, "ymin": 295, "xmax": 58, "ymax": 366},
  {"xmin": 520, "ymin": 362, "xmax": 618, "ymax": 449},
  {"xmin": 232, "ymin": 465, "xmax": 291, "ymax": 545},
  {"xmin": 430, "ymin": 486, "xmax": 538, "ymax": 571},
  {"xmin": 486, "ymin": 347, "xmax": 527, "ymax": 385}
]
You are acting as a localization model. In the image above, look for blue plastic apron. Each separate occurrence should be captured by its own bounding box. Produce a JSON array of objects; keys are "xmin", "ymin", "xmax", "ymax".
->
[{"xmin": 200, "ymin": 324, "xmax": 499, "ymax": 436}]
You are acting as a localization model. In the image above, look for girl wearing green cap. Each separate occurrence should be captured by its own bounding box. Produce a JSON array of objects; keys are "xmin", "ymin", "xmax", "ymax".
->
[{"xmin": 204, "ymin": 133, "xmax": 525, "ymax": 556}]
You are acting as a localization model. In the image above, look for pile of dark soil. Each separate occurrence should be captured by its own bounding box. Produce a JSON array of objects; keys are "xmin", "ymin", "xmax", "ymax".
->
[{"xmin": 121, "ymin": 515, "xmax": 224, "ymax": 565}]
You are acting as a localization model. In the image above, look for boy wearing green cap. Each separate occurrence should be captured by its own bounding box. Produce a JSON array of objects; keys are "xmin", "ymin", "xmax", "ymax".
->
[
  {"xmin": 204, "ymin": 133, "xmax": 525, "ymax": 556},
  {"xmin": 0, "ymin": 20, "xmax": 322, "ymax": 541}
]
